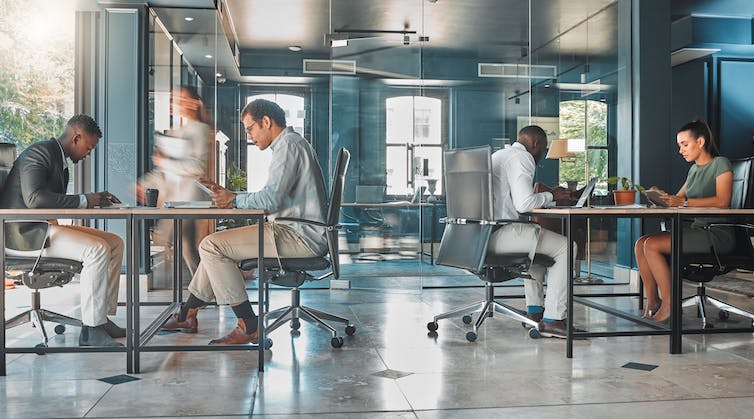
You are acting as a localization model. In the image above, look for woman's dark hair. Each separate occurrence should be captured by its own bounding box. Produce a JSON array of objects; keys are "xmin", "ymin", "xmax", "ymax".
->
[
  {"xmin": 677, "ymin": 118, "xmax": 720, "ymax": 157},
  {"xmin": 180, "ymin": 85, "xmax": 209, "ymax": 124}
]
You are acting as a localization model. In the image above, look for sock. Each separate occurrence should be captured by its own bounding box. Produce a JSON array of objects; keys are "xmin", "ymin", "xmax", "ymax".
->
[
  {"xmin": 527, "ymin": 305, "xmax": 544, "ymax": 314},
  {"xmin": 178, "ymin": 294, "xmax": 207, "ymax": 321},
  {"xmin": 231, "ymin": 301, "xmax": 258, "ymax": 334},
  {"xmin": 543, "ymin": 317, "xmax": 556, "ymax": 323}
]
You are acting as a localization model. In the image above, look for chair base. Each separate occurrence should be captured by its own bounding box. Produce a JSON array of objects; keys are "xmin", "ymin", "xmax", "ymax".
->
[
  {"xmin": 428, "ymin": 282, "xmax": 539, "ymax": 341},
  {"xmin": 682, "ymin": 286, "xmax": 754, "ymax": 328},
  {"xmin": 6, "ymin": 308, "xmax": 82, "ymax": 346},
  {"xmin": 265, "ymin": 287, "xmax": 355, "ymax": 347}
]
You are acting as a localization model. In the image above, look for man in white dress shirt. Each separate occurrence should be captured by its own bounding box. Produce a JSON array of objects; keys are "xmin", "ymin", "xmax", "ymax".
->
[{"xmin": 488, "ymin": 125, "xmax": 575, "ymax": 338}]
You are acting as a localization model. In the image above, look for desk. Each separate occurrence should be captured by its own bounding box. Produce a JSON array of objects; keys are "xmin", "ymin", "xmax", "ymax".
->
[
  {"xmin": 1, "ymin": 208, "xmax": 133, "ymax": 376},
  {"xmin": 130, "ymin": 208, "xmax": 266, "ymax": 373},
  {"xmin": 1, "ymin": 207, "xmax": 267, "ymax": 376},
  {"xmin": 341, "ymin": 202, "xmax": 439, "ymax": 264},
  {"xmin": 528, "ymin": 207, "xmax": 754, "ymax": 358}
]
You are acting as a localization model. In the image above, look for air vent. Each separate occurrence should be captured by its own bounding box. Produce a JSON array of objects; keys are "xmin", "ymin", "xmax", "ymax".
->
[
  {"xmin": 303, "ymin": 59, "xmax": 356, "ymax": 75},
  {"xmin": 478, "ymin": 63, "xmax": 556, "ymax": 79}
]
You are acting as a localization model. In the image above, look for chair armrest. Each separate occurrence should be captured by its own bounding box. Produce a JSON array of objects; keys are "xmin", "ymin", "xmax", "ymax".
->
[
  {"xmin": 274, "ymin": 216, "xmax": 341, "ymax": 231},
  {"xmin": 440, "ymin": 217, "xmax": 537, "ymax": 226}
]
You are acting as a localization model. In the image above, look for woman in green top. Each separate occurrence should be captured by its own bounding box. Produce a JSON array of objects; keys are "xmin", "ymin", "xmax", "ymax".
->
[{"xmin": 634, "ymin": 119, "xmax": 734, "ymax": 322}]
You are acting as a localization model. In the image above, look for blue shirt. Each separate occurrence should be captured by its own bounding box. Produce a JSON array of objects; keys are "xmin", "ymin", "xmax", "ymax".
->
[{"xmin": 234, "ymin": 127, "xmax": 328, "ymax": 254}]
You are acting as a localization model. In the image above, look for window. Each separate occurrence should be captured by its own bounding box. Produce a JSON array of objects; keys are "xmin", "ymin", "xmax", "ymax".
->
[
  {"xmin": 385, "ymin": 95, "xmax": 444, "ymax": 196},
  {"xmin": 558, "ymin": 100, "xmax": 608, "ymax": 193},
  {"xmin": 244, "ymin": 93, "xmax": 306, "ymax": 192}
]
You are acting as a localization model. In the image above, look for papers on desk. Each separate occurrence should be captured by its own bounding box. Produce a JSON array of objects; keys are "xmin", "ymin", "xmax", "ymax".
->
[
  {"xmin": 98, "ymin": 203, "xmax": 134, "ymax": 209},
  {"xmin": 591, "ymin": 204, "xmax": 647, "ymax": 209},
  {"xmin": 163, "ymin": 201, "xmax": 213, "ymax": 208}
]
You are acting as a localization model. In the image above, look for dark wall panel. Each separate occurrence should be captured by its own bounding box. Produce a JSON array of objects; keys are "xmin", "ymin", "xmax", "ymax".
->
[{"xmin": 719, "ymin": 60, "xmax": 754, "ymax": 159}]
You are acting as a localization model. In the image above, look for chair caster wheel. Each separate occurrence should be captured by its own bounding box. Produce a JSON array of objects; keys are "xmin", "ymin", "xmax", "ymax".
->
[
  {"xmin": 345, "ymin": 325, "xmax": 356, "ymax": 335},
  {"xmin": 718, "ymin": 310, "xmax": 730, "ymax": 321},
  {"xmin": 462, "ymin": 315, "xmax": 472, "ymax": 324},
  {"xmin": 35, "ymin": 343, "xmax": 47, "ymax": 355},
  {"xmin": 331, "ymin": 336, "xmax": 344, "ymax": 348},
  {"xmin": 54, "ymin": 324, "xmax": 66, "ymax": 335},
  {"xmin": 528, "ymin": 328, "xmax": 541, "ymax": 339},
  {"xmin": 427, "ymin": 321, "xmax": 438, "ymax": 332},
  {"xmin": 290, "ymin": 319, "xmax": 300, "ymax": 330},
  {"xmin": 465, "ymin": 331, "xmax": 477, "ymax": 342},
  {"xmin": 263, "ymin": 338, "xmax": 273, "ymax": 349},
  {"xmin": 704, "ymin": 323, "xmax": 715, "ymax": 329}
]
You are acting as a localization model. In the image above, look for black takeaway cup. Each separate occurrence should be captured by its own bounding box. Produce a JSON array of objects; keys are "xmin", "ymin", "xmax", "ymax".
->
[{"xmin": 145, "ymin": 188, "xmax": 159, "ymax": 207}]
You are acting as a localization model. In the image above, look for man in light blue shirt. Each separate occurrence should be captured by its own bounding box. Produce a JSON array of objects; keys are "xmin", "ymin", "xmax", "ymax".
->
[{"xmin": 161, "ymin": 99, "xmax": 328, "ymax": 344}]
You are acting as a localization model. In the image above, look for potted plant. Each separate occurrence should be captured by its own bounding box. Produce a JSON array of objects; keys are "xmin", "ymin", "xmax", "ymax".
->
[
  {"xmin": 606, "ymin": 176, "xmax": 645, "ymax": 205},
  {"xmin": 226, "ymin": 162, "xmax": 247, "ymax": 192}
]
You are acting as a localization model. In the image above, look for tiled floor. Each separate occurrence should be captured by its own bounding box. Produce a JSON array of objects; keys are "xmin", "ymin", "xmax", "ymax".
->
[{"xmin": 2, "ymin": 274, "xmax": 754, "ymax": 418}]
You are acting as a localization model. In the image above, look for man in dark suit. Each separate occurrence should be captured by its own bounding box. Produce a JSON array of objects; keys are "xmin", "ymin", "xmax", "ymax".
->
[{"xmin": 1, "ymin": 115, "xmax": 125, "ymax": 347}]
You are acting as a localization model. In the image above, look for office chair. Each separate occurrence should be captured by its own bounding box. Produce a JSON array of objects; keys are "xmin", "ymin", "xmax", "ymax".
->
[
  {"xmin": 426, "ymin": 146, "xmax": 554, "ymax": 342},
  {"xmin": 679, "ymin": 156, "xmax": 754, "ymax": 328},
  {"xmin": 1, "ymin": 142, "xmax": 83, "ymax": 349},
  {"xmin": 240, "ymin": 148, "xmax": 356, "ymax": 348}
]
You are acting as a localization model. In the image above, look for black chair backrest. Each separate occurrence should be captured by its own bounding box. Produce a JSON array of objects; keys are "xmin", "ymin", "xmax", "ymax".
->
[
  {"xmin": 730, "ymin": 156, "xmax": 754, "ymax": 209},
  {"xmin": 436, "ymin": 146, "xmax": 494, "ymax": 272},
  {"xmin": 0, "ymin": 142, "xmax": 17, "ymax": 190},
  {"xmin": 327, "ymin": 148, "xmax": 350, "ymax": 279}
]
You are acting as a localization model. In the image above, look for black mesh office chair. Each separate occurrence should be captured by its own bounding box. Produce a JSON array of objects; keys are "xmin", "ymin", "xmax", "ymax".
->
[
  {"xmin": 679, "ymin": 156, "xmax": 754, "ymax": 328},
  {"xmin": 240, "ymin": 148, "xmax": 355, "ymax": 348},
  {"xmin": 426, "ymin": 146, "xmax": 554, "ymax": 342},
  {"xmin": 1, "ymin": 142, "xmax": 83, "ymax": 349}
]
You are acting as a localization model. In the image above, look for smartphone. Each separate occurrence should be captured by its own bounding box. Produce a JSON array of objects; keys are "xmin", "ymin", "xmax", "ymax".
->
[{"xmin": 194, "ymin": 179, "xmax": 213, "ymax": 195}]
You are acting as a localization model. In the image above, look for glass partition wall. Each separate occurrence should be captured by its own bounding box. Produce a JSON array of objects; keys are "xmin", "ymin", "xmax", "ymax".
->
[{"xmin": 140, "ymin": 0, "xmax": 631, "ymax": 291}]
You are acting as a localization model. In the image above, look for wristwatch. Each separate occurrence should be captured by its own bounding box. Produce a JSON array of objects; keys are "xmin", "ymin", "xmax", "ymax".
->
[
  {"xmin": 683, "ymin": 199, "xmax": 688, "ymax": 207},
  {"xmin": 231, "ymin": 196, "xmax": 237, "ymax": 208}
]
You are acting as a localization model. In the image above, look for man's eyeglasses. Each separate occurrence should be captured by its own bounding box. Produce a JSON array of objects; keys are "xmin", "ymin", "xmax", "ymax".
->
[{"xmin": 245, "ymin": 120, "xmax": 258, "ymax": 134}]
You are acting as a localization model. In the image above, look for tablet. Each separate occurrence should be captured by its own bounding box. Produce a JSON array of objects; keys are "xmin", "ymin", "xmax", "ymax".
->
[
  {"xmin": 643, "ymin": 189, "xmax": 669, "ymax": 207},
  {"xmin": 194, "ymin": 179, "xmax": 213, "ymax": 195}
]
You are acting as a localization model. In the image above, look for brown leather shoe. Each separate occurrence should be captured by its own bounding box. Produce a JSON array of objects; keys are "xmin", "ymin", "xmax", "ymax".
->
[
  {"xmin": 209, "ymin": 318, "xmax": 258, "ymax": 345},
  {"xmin": 538, "ymin": 319, "xmax": 567, "ymax": 339},
  {"xmin": 161, "ymin": 308, "xmax": 199, "ymax": 333},
  {"xmin": 522, "ymin": 312, "xmax": 543, "ymax": 329}
]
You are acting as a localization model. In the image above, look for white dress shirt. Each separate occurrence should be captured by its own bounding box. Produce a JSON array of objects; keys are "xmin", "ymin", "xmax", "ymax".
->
[{"xmin": 491, "ymin": 142, "xmax": 554, "ymax": 220}]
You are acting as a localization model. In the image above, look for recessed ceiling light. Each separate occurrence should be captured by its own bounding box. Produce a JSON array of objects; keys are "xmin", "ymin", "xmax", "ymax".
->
[
  {"xmin": 205, "ymin": 54, "xmax": 213, "ymax": 59},
  {"xmin": 216, "ymin": 72, "xmax": 223, "ymax": 77},
  {"xmin": 288, "ymin": 45, "xmax": 302, "ymax": 52},
  {"xmin": 184, "ymin": 17, "xmax": 194, "ymax": 22}
]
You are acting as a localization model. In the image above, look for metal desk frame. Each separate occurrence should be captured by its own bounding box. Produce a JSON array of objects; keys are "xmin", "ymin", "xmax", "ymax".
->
[
  {"xmin": 528, "ymin": 207, "xmax": 754, "ymax": 358},
  {"xmin": 1, "ymin": 208, "xmax": 133, "ymax": 376}
]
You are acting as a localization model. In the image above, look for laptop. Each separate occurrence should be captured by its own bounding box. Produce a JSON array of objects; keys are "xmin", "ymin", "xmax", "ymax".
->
[{"xmin": 550, "ymin": 176, "xmax": 599, "ymax": 209}]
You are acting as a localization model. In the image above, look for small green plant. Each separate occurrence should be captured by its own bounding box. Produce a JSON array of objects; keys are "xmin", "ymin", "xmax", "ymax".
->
[
  {"xmin": 605, "ymin": 176, "xmax": 645, "ymax": 193},
  {"xmin": 226, "ymin": 162, "xmax": 247, "ymax": 191}
]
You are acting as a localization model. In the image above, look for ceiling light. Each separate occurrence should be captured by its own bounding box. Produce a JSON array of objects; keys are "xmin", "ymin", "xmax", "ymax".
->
[
  {"xmin": 288, "ymin": 45, "xmax": 302, "ymax": 52},
  {"xmin": 216, "ymin": 72, "xmax": 223, "ymax": 77},
  {"xmin": 205, "ymin": 54, "xmax": 213, "ymax": 59},
  {"xmin": 184, "ymin": 17, "xmax": 194, "ymax": 22}
]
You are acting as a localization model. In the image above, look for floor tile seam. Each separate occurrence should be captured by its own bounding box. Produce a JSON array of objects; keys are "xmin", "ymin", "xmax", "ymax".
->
[
  {"xmin": 81, "ymin": 381, "xmax": 116, "ymax": 418},
  {"xmin": 248, "ymin": 371, "xmax": 259, "ymax": 417},
  {"xmin": 250, "ymin": 409, "xmax": 418, "ymax": 417},
  {"xmin": 408, "ymin": 394, "xmax": 754, "ymax": 413}
]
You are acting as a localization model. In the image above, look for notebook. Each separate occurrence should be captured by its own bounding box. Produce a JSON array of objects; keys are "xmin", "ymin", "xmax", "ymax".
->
[{"xmin": 550, "ymin": 177, "xmax": 599, "ymax": 209}]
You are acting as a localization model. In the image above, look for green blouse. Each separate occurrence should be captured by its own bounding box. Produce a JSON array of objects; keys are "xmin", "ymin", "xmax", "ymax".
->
[{"xmin": 685, "ymin": 156, "xmax": 733, "ymax": 199}]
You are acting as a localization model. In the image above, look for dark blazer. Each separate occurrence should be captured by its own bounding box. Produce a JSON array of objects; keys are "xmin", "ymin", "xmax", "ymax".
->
[{"xmin": 0, "ymin": 138, "xmax": 81, "ymax": 251}]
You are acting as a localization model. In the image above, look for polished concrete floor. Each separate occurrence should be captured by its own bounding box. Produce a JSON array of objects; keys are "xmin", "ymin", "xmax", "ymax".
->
[{"xmin": 3, "ymin": 274, "xmax": 754, "ymax": 418}]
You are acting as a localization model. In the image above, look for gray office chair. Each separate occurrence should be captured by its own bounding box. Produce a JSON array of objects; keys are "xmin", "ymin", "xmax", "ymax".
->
[
  {"xmin": 240, "ymin": 148, "xmax": 355, "ymax": 348},
  {"xmin": 679, "ymin": 156, "xmax": 754, "ymax": 328},
  {"xmin": 1, "ymin": 142, "xmax": 83, "ymax": 349},
  {"xmin": 427, "ymin": 146, "xmax": 554, "ymax": 341}
]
